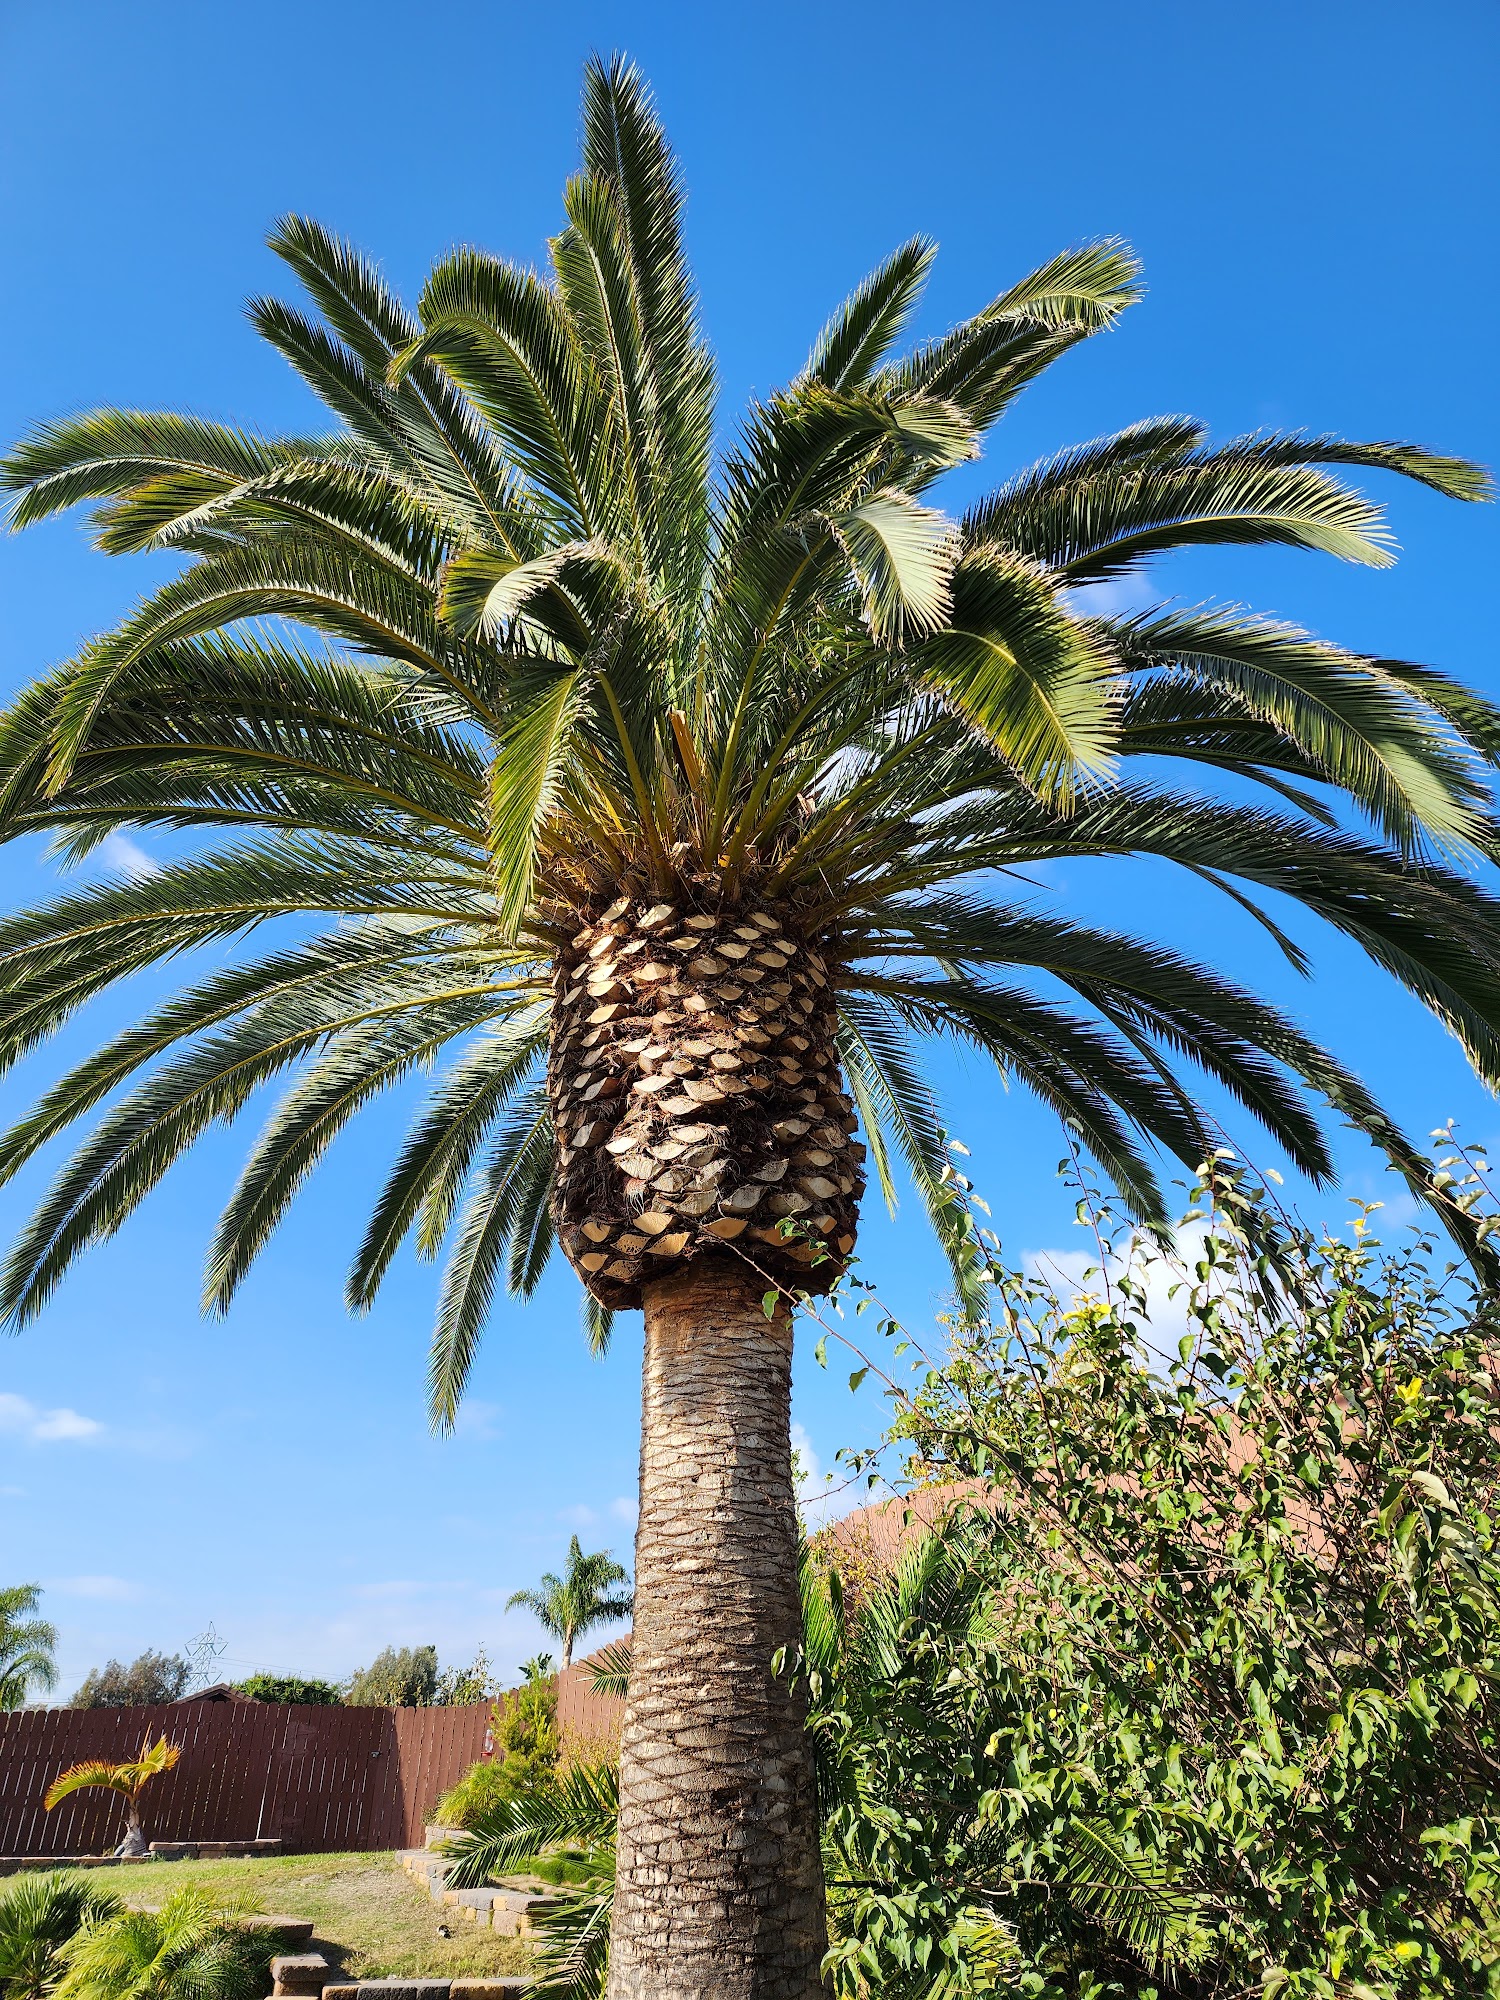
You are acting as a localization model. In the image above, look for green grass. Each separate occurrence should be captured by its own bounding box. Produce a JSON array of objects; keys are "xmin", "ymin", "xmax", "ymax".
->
[{"xmin": 99, "ymin": 1852, "xmax": 534, "ymax": 1980}]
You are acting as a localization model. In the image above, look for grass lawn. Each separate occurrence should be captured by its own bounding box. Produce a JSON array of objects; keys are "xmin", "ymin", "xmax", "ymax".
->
[{"xmin": 100, "ymin": 1852, "xmax": 534, "ymax": 1980}]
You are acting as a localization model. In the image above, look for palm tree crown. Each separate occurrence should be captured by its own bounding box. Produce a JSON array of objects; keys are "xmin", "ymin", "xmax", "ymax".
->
[
  {"xmin": 1, "ymin": 56, "xmax": 1497, "ymax": 1400},
  {"xmin": 0, "ymin": 1585, "xmax": 57, "ymax": 1712},
  {"xmin": 507, "ymin": 1538, "xmax": 634, "ymax": 1670}
]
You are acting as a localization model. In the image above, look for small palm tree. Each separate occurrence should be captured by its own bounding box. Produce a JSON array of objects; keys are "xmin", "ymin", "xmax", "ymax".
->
[
  {"xmin": 507, "ymin": 1539, "xmax": 633, "ymax": 1670},
  {"xmin": 4, "ymin": 53, "xmax": 1500, "ymax": 1998},
  {"xmin": 53, "ymin": 1892, "xmax": 269, "ymax": 2000},
  {"xmin": 0, "ymin": 1873, "xmax": 119, "ymax": 2000},
  {"xmin": 0, "ymin": 1585, "xmax": 57, "ymax": 1711},
  {"xmin": 43, "ymin": 1736, "xmax": 181, "ymax": 1858}
]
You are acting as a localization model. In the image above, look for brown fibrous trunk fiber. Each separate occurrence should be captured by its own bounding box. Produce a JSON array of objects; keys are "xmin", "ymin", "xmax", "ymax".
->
[
  {"xmin": 606, "ymin": 1258, "xmax": 828, "ymax": 2000},
  {"xmin": 548, "ymin": 896, "xmax": 864, "ymax": 1308}
]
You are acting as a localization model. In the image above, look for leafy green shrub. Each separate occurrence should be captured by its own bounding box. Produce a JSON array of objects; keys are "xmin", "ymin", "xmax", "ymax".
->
[
  {"xmin": 344, "ymin": 1645, "xmax": 437, "ymax": 1708},
  {"xmin": 436, "ymin": 1671, "xmax": 560, "ymax": 1825},
  {"xmin": 0, "ymin": 1872, "xmax": 119, "ymax": 2000},
  {"xmin": 851, "ymin": 1144, "xmax": 1500, "ymax": 1998},
  {"xmin": 234, "ymin": 1674, "xmax": 340, "ymax": 1705},
  {"xmin": 434, "ymin": 1757, "xmax": 525, "ymax": 1830},
  {"xmin": 433, "ymin": 1648, "xmax": 498, "ymax": 1707}
]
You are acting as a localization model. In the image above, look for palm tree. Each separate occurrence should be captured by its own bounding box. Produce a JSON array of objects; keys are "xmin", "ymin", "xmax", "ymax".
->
[
  {"xmin": 0, "ymin": 1873, "xmax": 119, "ymax": 2000},
  {"xmin": 1, "ymin": 53, "xmax": 1498, "ymax": 1999},
  {"xmin": 0, "ymin": 1586, "xmax": 57, "ymax": 1711},
  {"xmin": 507, "ymin": 1538, "xmax": 634, "ymax": 1670},
  {"xmin": 43, "ymin": 1736, "xmax": 181, "ymax": 1858},
  {"xmin": 53, "ymin": 1892, "xmax": 270, "ymax": 2000}
]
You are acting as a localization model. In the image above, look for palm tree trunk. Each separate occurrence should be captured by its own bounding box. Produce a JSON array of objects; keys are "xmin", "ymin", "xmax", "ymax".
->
[
  {"xmin": 116, "ymin": 1797, "xmax": 148, "ymax": 1858},
  {"xmin": 606, "ymin": 1256, "xmax": 826, "ymax": 2000}
]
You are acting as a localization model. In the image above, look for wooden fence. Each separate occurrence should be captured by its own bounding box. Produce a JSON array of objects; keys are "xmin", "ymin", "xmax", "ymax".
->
[{"xmin": 0, "ymin": 1700, "xmax": 493, "ymax": 1858}]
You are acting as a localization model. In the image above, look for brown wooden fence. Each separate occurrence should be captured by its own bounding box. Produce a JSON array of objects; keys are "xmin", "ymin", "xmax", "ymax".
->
[{"xmin": 0, "ymin": 1700, "xmax": 493, "ymax": 1858}]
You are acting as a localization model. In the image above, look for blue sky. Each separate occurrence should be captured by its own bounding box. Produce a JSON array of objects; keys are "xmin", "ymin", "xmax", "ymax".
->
[{"xmin": 1, "ymin": 0, "xmax": 1496, "ymax": 1696}]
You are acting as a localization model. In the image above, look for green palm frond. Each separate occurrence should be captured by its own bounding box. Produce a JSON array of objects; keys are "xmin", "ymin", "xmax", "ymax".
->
[
  {"xmin": 1056, "ymin": 1818, "xmax": 1213, "ymax": 1976},
  {"xmin": 444, "ymin": 1763, "xmax": 620, "ymax": 1890}
]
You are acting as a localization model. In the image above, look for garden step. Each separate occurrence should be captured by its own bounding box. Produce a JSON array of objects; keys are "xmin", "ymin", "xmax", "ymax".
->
[
  {"xmin": 439, "ymin": 1888, "xmax": 500, "ymax": 1923},
  {"xmin": 244, "ymin": 1919, "xmax": 316, "ymax": 1946},
  {"xmin": 321, "ymin": 1985, "xmax": 531, "ymax": 2000},
  {"xmin": 487, "ymin": 1886, "xmax": 568, "ymax": 1938},
  {"xmin": 271, "ymin": 1954, "xmax": 334, "ymax": 1997},
  {"xmin": 320, "ymin": 1985, "xmax": 450, "ymax": 2000}
]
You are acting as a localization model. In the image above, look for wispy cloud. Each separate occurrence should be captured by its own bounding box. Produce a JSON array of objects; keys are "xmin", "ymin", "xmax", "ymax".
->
[
  {"xmin": 97, "ymin": 831, "xmax": 160, "ymax": 879},
  {"xmin": 452, "ymin": 1399, "xmax": 503, "ymax": 1440},
  {"xmin": 559, "ymin": 1503, "xmax": 598, "ymax": 1529},
  {"xmin": 49, "ymin": 1574, "xmax": 141, "ymax": 1602},
  {"xmin": 352, "ymin": 1578, "xmax": 467, "ymax": 1602},
  {"xmin": 609, "ymin": 1495, "xmax": 637, "ymax": 1526},
  {"xmin": 0, "ymin": 1392, "xmax": 104, "ymax": 1444}
]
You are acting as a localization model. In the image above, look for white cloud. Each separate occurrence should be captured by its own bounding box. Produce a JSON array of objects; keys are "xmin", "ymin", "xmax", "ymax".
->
[
  {"xmin": 0, "ymin": 1485, "xmax": 24, "ymax": 1497},
  {"xmin": 792, "ymin": 1422, "xmax": 867, "ymax": 1532},
  {"xmin": 558, "ymin": 1503, "xmax": 598, "ymax": 1529},
  {"xmin": 452, "ymin": 1399, "xmax": 503, "ymax": 1440},
  {"xmin": 609, "ymin": 1495, "xmax": 638, "ymax": 1526},
  {"xmin": 97, "ymin": 831, "xmax": 160, "ymax": 879},
  {"xmin": 50, "ymin": 1575, "xmax": 141, "ymax": 1602},
  {"xmin": 0, "ymin": 1392, "xmax": 104, "ymax": 1444}
]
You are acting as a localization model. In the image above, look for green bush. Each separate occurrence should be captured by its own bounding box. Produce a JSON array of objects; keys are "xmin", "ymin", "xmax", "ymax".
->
[
  {"xmin": 344, "ymin": 1645, "xmax": 437, "ymax": 1708},
  {"xmin": 234, "ymin": 1674, "xmax": 341, "ymax": 1705},
  {"xmin": 433, "ymin": 1648, "xmax": 498, "ymax": 1707},
  {"xmin": 436, "ymin": 1673, "xmax": 560, "ymax": 1826},
  {"xmin": 847, "ymin": 1144, "xmax": 1500, "ymax": 1998}
]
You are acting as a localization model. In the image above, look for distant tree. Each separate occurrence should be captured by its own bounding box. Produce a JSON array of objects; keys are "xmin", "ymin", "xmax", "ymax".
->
[
  {"xmin": 507, "ymin": 1539, "xmax": 633, "ymax": 1671},
  {"xmin": 70, "ymin": 1652, "xmax": 189, "ymax": 1709},
  {"xmin": 0, "ymin": 1871, "xmax": 119, "ymax": 2000},
  {"xmin": 0, "ymin": 1586, "xmax": 56, "ymax": 1711},
  {"xmin": 344, "ymin": 1645, "xmax": 437, "ymax": 1708},
  {"xmin": 233, "ymin": 1674, "xmax": 340, "ymax": 1706},
  {"xmin": 432, "ymin": 1648, "xmax": 496, "ymax": 1707},
  {"xmin": 44, "ymin": 1735, "xmax": 181, "ymax": 1858},
  {"xmin": 53, "ymin": 1889, "xmax": 273, "ymax": 2000}
]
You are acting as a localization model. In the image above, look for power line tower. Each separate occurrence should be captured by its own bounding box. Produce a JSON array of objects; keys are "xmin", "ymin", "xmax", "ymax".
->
[{"xmin": 183, "ymin": 1622, "xmax": 227, "ymax": 1693}]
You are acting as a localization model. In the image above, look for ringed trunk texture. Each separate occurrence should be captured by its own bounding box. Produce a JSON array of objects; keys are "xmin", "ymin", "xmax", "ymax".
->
[{"xmin": 606, "ymin": 1258, "xmax": 827, "ymax": 2000}]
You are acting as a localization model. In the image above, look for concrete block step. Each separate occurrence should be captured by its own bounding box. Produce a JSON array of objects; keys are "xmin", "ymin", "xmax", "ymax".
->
[
  {"xmin": 322, "ymin": 1984, "xmax": 531, "ymax": 2000},
  {"xmin": 270, "ymin": 1953, "xmax": 334, "ymax": 1998}
]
